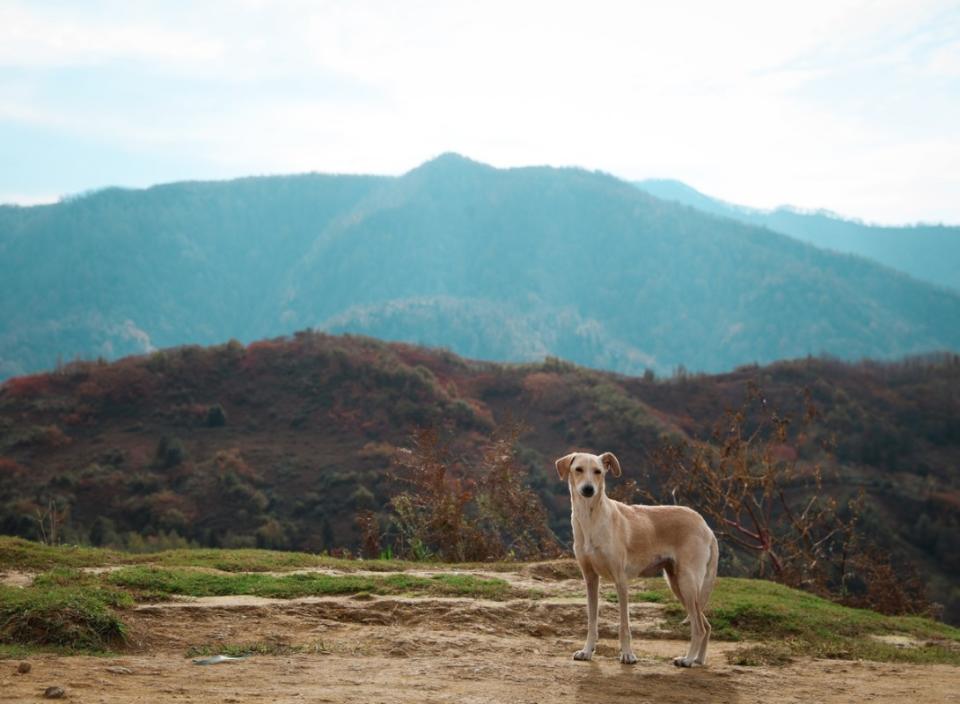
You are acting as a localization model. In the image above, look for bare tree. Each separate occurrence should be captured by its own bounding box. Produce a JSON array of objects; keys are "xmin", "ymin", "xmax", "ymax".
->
[
  {"xmin": 647, "ymin": 384, "xmax": 861, "ymax": 593},
  {"xmin": 34, "ymin": 498, "xmax": 68, "ymax": 546}
]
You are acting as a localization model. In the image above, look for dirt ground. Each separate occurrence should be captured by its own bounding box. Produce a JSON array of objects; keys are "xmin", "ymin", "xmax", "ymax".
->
[{"xmin": 2, "ymin": 570, "xmax": 959, "ymax": 703}]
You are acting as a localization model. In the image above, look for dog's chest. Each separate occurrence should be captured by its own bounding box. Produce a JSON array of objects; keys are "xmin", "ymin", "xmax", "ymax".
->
[
  {"xmin": 579, "ymin": 526, "xmax": 607, "ymax": 556},
  {"xmin": 573, "ymin": 517, "xmax": 616, "ymax": 574}
]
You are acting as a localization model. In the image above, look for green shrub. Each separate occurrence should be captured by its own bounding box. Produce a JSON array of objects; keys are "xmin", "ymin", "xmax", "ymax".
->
[
  {"xmin": 205, "ymin": 404, "xmax": 227, "ymax": 427},
  {"xmin": 154, "ymin": 436, "xmax": 185, "ymax": 468}
]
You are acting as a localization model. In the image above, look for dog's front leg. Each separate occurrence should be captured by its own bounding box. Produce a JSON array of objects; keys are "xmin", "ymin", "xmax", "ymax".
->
[
  {"xmin": 573, "ymin": 570, "xmax": 599, "ymax": 661},
  {"xmin": 615, "ymin": 578, "xmax": 637, "ymax": 664}
]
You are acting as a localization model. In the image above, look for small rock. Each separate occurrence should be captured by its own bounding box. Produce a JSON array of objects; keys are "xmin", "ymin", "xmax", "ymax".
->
[
  {"xmin": 191, "ymin": 655, "xmax": 247, "ymax": 665},
  {"xmin": 105, "ymin": 666, "xmax": 133, "ymax": 675},
  {"xmin": 17, "ymin": 661, "xmax": 31, "ymax": 674},
  {"xmin": 43, "ymin": 686, "xmax": 65, "ymax": 699}
]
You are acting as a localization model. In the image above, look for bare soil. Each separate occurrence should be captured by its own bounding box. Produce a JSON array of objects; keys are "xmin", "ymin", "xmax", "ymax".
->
[{"xmin": 3, "ymin": 570, "xmax": 959, "ymax": 703}]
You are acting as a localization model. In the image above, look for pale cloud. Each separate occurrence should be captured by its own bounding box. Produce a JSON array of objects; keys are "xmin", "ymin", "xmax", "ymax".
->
[
  {"xmin": 922, "ymin": 38, "xmax": 960, "ymax": 77},
  {"xmin": 1, "ymin": 0, "xmax": 958, "ymax": 223},
  {"xmin": 0, "ymin": 193, "xmax": 59, "ymax": 207},
  {"xmin": 0, "ymin": 3, "xmax": 225, "ymax": 69}
]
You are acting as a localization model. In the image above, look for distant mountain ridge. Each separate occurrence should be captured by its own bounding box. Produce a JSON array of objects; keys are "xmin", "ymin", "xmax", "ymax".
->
[
  {"xmin": 1, "ymin": 153, "xmax": 959, "ymax": 378},
  {"xmin": 635, "ymin": 179, "xmax": 960, "ymax": 292}
]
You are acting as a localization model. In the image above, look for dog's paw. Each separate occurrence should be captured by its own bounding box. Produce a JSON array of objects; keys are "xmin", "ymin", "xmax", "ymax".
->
[
  {"xmin": 672, "ymin": 656, "xmax": 694, "ymax": 668},
  {"xmin": 619, "ymin": 652, "xmax": 638, "ymax": 665},
  {"xmin": 573, "ymin": 650, "xmax": 593, "ymax": 661}
]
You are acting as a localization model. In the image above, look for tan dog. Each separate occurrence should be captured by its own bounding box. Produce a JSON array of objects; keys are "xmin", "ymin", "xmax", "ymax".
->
[{"xmin": 556, "ymin": 451, "xmax": 718, "ymax": 667}]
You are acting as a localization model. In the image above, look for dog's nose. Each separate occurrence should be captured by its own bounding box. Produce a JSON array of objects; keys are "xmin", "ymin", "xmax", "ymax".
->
[{"xmin": 580, "ymin": 485, "xmax": 595, "ymax": 498}]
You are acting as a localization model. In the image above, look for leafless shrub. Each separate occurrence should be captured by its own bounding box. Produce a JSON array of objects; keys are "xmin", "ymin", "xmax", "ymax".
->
[
  {"xmin": 472, "ymin": 422, "xmax": 562, "ymax": 560},
  {"xmin": 34, "ymin": 499, "xmax": 68, "ymax": 546},
  {"xmin": 389, "ymin": 422, "xmax": 560, "ymax": 562},
  {"xmin": 355, "ymin": 510, "xmax": 382, "ymax": 559}
]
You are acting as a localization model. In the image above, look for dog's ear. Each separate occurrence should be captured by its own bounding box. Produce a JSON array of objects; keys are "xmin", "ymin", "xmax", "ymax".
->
[
  {"xmin": 555, "ymin": 453, "xmax": 577, "ymax": 481},
  {"xmin": 600, "ymin": 452, "xmax": 621, "ymax": 477}
]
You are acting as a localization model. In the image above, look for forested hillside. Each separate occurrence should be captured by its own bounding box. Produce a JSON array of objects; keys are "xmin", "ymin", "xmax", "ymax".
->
[
  {"xmin": 0, "ymin": 173, "xmax": 386, "ymax": 378},
  {"xmin": 1, "ymin": 334, "xmax": 957, "ymax": 616}
]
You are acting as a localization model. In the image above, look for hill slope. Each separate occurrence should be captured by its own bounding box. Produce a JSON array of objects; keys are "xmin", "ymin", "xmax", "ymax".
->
[
  {"xmin": 635, "ymin": 178, "xmax": 960, "ymax": 292},
  {"xmin": 2, "ymin": 155, "xmax": 959, "ymax": 378},
  {"xmin": 1, "ymin": 334, "xmax": 957, "ymax": 616}
]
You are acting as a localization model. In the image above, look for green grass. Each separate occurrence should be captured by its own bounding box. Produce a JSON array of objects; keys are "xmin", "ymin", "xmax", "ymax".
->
[
  {"xmin": 0, "ymin": 537, "xmax": 123, "ymax": 571},
  {"xmin": 0, "ymin": 643, "xmax": 32, "ymax": 659},
  {"xmin": 0, "ymin": 536, "xmax": 521, "ymax": 573},
  {"xmin": 105, "ymin": 566, "xmax": 526, "ymax": 601},
  {"xmin": 0, "ymin": 579, "xmax": 130, "ymax": 651},
  {"xmin": 604, "ymin": 589, "xmax": 666, "ymax": 604}
]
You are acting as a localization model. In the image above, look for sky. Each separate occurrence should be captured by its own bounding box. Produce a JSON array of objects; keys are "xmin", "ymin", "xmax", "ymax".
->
[{"xmin": 1, "ymin": 0, "xmax": 958, "ymax": 224}]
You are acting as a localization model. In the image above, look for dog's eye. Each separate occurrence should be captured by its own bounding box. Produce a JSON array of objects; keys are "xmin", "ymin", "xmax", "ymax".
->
[
  {"xmin": 574, "ymin": 467, "xmax": 582, "ymax": 473},
  {"xmin": 594, "ymin": 470, "xmax": 601, "ymax": 475}
]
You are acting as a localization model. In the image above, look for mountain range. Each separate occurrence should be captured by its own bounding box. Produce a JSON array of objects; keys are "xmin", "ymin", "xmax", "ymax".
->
[
  {"xmin": 635, "ymin": 178, "xmax": 960, "ymax": 292},
  {"xmin": 1, "ymin": 153, "xmax": 958, "ymax": 379}
]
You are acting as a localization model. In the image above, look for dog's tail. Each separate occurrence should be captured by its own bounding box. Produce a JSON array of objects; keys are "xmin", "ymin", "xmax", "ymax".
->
[{"xmin": 699, "ymin": 533, "xmax": 719, "ymax": 606}]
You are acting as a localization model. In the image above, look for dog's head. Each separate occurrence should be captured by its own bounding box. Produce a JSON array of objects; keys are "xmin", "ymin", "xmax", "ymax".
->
[{"xmin": 555, "ymin": 451, "xmax": 621, "ymax": 500}]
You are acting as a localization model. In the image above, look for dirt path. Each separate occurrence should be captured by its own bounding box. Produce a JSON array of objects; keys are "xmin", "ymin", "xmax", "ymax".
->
[
  {"xmin": 3, "ymin": 580, "xmax": 959, "ymax": 702},
  {"xmin": 4, "ymin": 641, "xmax": 958, "ymax": 703}
]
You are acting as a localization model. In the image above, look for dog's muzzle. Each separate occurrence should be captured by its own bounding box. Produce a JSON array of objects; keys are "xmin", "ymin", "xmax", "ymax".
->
[{"xmin": 579, "ymin": 484, "xmax": 596, "ymax": 498}]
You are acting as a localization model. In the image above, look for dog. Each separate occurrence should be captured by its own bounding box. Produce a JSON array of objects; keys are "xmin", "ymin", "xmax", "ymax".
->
[{"xmin": 556, "ymin": 451, "xmax": 718, "ymax": 667}]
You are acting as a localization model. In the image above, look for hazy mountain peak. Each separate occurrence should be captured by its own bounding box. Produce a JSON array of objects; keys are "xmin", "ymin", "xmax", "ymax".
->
[{"xmin": 408, "ymin": 152, "xmax": 493, "ymax": 176}]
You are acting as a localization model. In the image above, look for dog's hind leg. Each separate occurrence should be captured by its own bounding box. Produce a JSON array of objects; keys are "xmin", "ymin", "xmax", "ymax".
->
[
  {"xmin": 663, "ymin": 564, "xmax": 689, "ymax": 625},
  {"xmin": 694, "ymin": 537, "xmax": 718, "ymax": 665},
  {"xmin": 672, "ymin": 568, "xmax": 705, "ymax": 668},
  {"xmin": 693, "ymin": 605, "xmax": 712, "ymax": 665}
]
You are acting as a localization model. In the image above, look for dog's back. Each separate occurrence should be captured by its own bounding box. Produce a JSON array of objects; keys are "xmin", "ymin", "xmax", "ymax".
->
[
  {"xmin": 609, "ymin": 503, "xmax": 717, "ymax": 598},
  {"xmin": 613, "ymin": 503, "xmax": 714, "ymax": 556}
]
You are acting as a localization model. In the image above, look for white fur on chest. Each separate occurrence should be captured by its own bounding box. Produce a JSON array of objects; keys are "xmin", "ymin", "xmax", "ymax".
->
[{"xmin": 572, "ymin": 503, "xmax": 617, "ymax": 577}]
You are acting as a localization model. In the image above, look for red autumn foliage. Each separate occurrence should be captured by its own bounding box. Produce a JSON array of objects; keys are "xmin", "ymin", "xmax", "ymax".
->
[
  {"xmin": 0, "ymin": 457, "xmax": 24, "ymax": 478},
  {"xmin": 3, "ymin": 373, "xmax": 52, "ymax": 398},
  {"xmin": 389, "ymin": 423, "xmax": 561, "ymax": 562}
]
